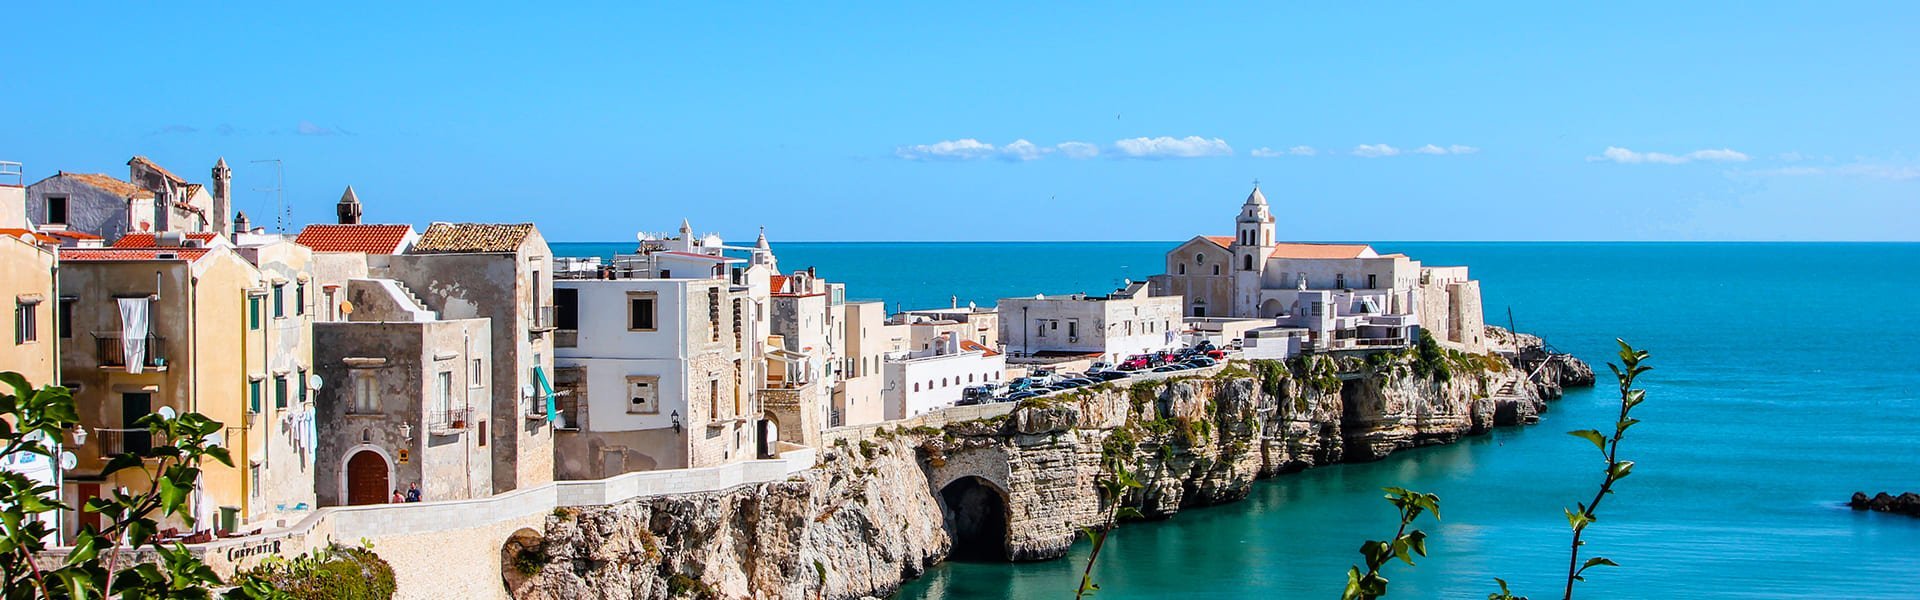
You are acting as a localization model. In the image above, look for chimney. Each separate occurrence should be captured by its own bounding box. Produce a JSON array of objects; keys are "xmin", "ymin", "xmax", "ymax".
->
[
  {"xmin": 211, "ymin": 158, "xmax": 232, "ymax": 235},
  {"xmin": 336, "ymin": 186, "xmax": 362, "ymax": 224},
  {"xmin": 232, "ymin": 211, "xmax": 250, "ymax": 242}
]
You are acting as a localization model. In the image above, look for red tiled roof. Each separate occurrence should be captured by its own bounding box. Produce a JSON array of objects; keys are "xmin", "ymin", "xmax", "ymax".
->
[
  {"xmin": 410, "ymin": 223, "xmax": 533, "ymax": 253},
  {"xmin": 1197, "ymin": 235, "xmax": 1372, "ymax": 259},
  {"xmin": 959, "ymin": 339, "xmax": 1001, "ymax": 357},
  {"xmin": 61, "ymin": 247, "xmax": 212, "ymax": 262},
  {"xmin": 768, "ymin": 275, "xmax": 789, "ymax": 293},
  {"xmin": 295, "ymin": 224, "xmax": 414, "ymax": 254},
  {"xmin": 0, "ymin": 228, "xmax": 59, "ymax": 245},
  {"xmin": 128, "ymin": 156, "xmax": 186, "ymax": 184},
  {"xmin": 112, "ymin": 232, "xmax": 220, "ymax": 248},
  {"xmin": 40, "ymin": 229, "xmax": 102, "ymax": 240},
  {"xmin": 44, "ymin": 172, "xmax": 154, "ymax": 199}
]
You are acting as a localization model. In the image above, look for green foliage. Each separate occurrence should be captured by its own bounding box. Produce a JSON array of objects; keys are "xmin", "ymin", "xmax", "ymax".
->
[
  {"xmin": 1100, "ymin": 427, "xmax": 1138, "ymax": 464},
  {"xmin": 1074, "ymin": 457, "xmax": 1144, "ymax": 600},
  {"xmin": 857, "ymin": 439, "xmax": 878, "ymax": 460},
  {"xmin": 667, "ymin": 572, "xmax": 717, "ymax": 599},
  {"xmin": 1289, "ymin": 355, "xmax": 1344, "ymax": 394},
  {"xmin": 1252, "ymin": 359, "xmax": 1291, "ymax": 399},
  {"xmin": 1341, "ymin": 487, "xmax": 1440, "ymax": 600},
  {"xmin": 813, "ymin": 559, "xmax": 827, "ymax": 585},
  {"xmin": 239, "ymin": 544, "xmax": 396, "ymax": 600},
  {"xmin": 0, "ymin": 371, "xmax": 280, "ymax": 599},
  {"xmin": 1411, "ymin": 330, "xmax": 1455, "ymax": 382}
]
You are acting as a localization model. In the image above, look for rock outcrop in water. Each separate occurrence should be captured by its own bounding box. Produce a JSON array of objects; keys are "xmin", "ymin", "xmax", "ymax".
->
[
  {"xmin": 511, "ymin": 345, "xmax": 1589, "ymax": 600},
  {"xmin": 1850, "ymin": 491, "xmax": 1920, "ymax": 517}
]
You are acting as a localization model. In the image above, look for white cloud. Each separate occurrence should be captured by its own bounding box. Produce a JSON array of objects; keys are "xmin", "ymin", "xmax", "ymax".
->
[
  {"xmin": 1413, "ymin": 144, "xmax": 1447, "ymax": 155},
  {"xmin": 1251, "ymin": 147, "xmax": 1283, "ymax": 158},
  {"xmin": 1113, "ymin": 136, "xmax": 1233, "ymax": 159},
  {"xmin": 1290, "ymin": 145, "xmax": 1317, "ymax": 156},
  {"xmin": 1000, "ymin": 139, "xmax": 1047, "ymax": 162},
  {"xmin": 1448, "ymin": 144, "xmax": 1479, "ymax": 154},
  {"xmin": 1591, "ymin": 146, "xmax": 1750, "ymax": 164},
  {"xmin": 1253, "ymin": 145, "xmax": 1319, "ymax": 158},
  {"xmin": 1412, "ymin": 144, "xmax": 1480, "ymax": 155},
  {"xmin": 896, "ymin": 138, "xmax": 999, "ymax": 160},
  {"xmin": 1056, "ymin": 141, "xmax": 1100, "ymax": 159},
  {"xmin": 1352, "ymin": 144, "xmax": 1401, "ymax": 158}
]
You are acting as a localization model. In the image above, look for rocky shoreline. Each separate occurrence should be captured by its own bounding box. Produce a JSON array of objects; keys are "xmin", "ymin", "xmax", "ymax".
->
[{"xmin": 506, "ymin": 331, "xmax": 1593, "ymax": 600}]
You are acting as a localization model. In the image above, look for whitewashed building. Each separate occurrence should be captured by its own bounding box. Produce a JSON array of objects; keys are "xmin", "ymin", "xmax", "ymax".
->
[
  {"xmin": 882, "ymin": 334, "xmax": 1005, "ymax": 420},
  {"xmin": 997, "ymin": 282, "xmax": 1183, "ymax": 364}
]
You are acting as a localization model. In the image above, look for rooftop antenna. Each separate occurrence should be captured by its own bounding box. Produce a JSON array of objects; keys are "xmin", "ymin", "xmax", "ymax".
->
[{"xmin": 250, "ymin": 159, "xmax": 285, "ymax": 233}]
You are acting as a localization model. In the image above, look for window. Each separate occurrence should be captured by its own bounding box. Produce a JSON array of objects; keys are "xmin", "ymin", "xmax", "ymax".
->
[
  {"xmin": 1067, "ymin": 321, "xmax": 1078, "ymax": 338},
  {"xmin": 554, "ymin": 288, "xmax": 578, "ymax": 330},
  {"xmin": 297, "ymin": 368, "xmax": 308, "ymax": 404},
  {"xmin": 1243, "ymin": 255, "xmax": 1254, "ymax": 271},
  {"xmin": 274, "ymin": 375, "xmax": 288, "ymax": 409},
  {"xmin": 1336, "ymin": 274, "xmax": 1346, "ymax": 289},
  {"xmin": 708, "ymin": 378, "xmax": 719, "ymax": 418},
  {"xmin": 436, "ymin": 371, "xmax": 453, "ymax": 414},
  {"xmin": 1195, "ymin": 254, "xmax": 1204, "ymax": 264},
  {"xmin": 46, "ymin": 196, "xmax": 67, "ymax": 225},
  {"xmin": 478, "ymin": 421, "xmax": 487, "ymax": 446},
  {"xmin": 14, "ymin": 302, "xmax": 37, "ymax": 344},
  {"xmin": 352, "ymin": 375, "xmax": 378, "ymax": 414},
  {"xmin": 248, "ymin": 296, "xmax": 261, "ymax": 330},
  {"xmin": 1178, "ymin": 264, "xmax": 1186, "ymax": 275},
  {"xmin": 913, "ymin": 382, "xmax": 919, "ymax": 392},
  {"xmin": 471, "ymin": 358, "xmax": 484, "ymax": 386},
  {"xmin": 273, "ymin": 284, "xmax": 285, "ymax": 318},
  {"xmin": 708, "ymin": 288, "xmax": 721, "ymax": 342},
  {"xmin": 625, "ymin": 376, "xmax": 659, "ymax": 414},
  {"xmin": 1367, "ymin": 274, "xmax": 1377, "ymax": 289},
  {"xmin": 295, "ymin": 283, "xmax": 306, "ymax": 315},
  {"xmin": 248, "ymin": 379, "xmax": 263, "ymax": 413},
  {"xmin": 1312, "ymin": 301, "xmax": 1324, "ymax": 316},
  {"xmin": 58, "ymin": 298, "xmax": 74, "ymax": 339},
  {"xmin": 1212, "ymin": 265, "xmax": 1220, "ymax": 275},
  {"xmin": 731, "ymin": 299, "xmax": 743, "ymax": 352},
  {"xmin": 627, "ymin": 293, "xmax": 657, "ymax": 331}
]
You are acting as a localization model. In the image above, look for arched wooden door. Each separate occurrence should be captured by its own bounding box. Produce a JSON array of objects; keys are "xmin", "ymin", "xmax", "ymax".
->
[{"xmin": 345, "ymin": 450, "xmax": 389, "ymax": 505}]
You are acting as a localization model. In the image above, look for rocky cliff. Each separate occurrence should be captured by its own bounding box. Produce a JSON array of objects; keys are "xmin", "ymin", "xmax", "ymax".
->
[{"xmin": 511, "ymin": 345, "xmax": 1587, "ymax": 600}]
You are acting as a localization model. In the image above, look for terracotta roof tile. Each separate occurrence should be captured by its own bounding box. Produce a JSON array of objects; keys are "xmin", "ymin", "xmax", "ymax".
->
[
  {"xmin": 768, "ymin": 275, "xmax": 789, "ymax": 293},
  {"xmin": 112, "ymin": 232, "xmax": 220, "ymax": 248},
  {"xmin": 1198, "ymin": 235, "xmax": 1372, "ymax": 259},
  {"xmin": 46, "ymin": 173, "xmax": 154, "ymax": 199},
  {"xmin": 41, "ymin": 229, "xmax": 102, "ymax": 240},
  {"xmin": 127, "ymin": 156, "xmax": 185, "ymax": 184},
  {"xmin": 959, "ymin": 339, "xmax": 1001, "ymax": 357},
  {"xmin": 409, "ymin": 223, "xmax": 534, "ymax": 254},
  {"xmin": 1202, "ymin": 235, "xmax": 1235, "ymax": 247},
  {"xmin": 0, "ymin": 228, "xmax": 60, "ymax": 245},
  {"xmin": 61, "ymin": 247, "xmax": 212, "ymax": 262},
  {"xmin": 295, "ymin": 224, "xmax": 414, "ymax": 254}
]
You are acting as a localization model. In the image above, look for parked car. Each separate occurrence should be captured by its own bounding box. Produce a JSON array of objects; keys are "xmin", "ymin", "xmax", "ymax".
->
[
  {"xmin": 1151, "ymin": 365, "xmax": 1181, "ymax": 373},
  {"xmin": 1061, "ymin": 377, "xmax": 1097, "ymax": 388},
  {"xmin": 960, "ymin": 384, "xmax": 1002, "ymax": 406},
  {"xmin": 1120, "ymin": 353, "xmax": 1166, "ymax": 371},
  {"xmin": 1088, "ymin": 361, "xmax": 1113, "ymax": 372},
  {"xmin": 1004, "ymin": 391, "xmax": 1040, "ymax": 402},
  {"xmin": 1185, "ymin": 357, "xmax": 1218, "ymax": 367},
  {"xmin": 1094, "ymin": 370, "xmax": 1131, "ymax": 382}
]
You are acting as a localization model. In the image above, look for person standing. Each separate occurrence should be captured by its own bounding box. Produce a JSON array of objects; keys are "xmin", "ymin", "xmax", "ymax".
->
[
  {"xmin": 405, "ymin": 482, "xmax": 422, "ymax": 503},
  {"xmin": 389, "ymin": 489, "xmax": 404, "ymax": 504}
]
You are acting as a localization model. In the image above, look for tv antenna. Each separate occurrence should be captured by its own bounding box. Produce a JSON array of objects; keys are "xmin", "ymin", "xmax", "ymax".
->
[{"xmin": 250, "ymin": 159, "xmax": 286, "ymax": 233}]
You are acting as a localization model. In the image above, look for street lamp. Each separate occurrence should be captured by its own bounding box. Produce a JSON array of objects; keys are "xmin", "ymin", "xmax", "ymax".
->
[
  {"xmin": 71, "ymin": 426, "xmax": 87, "ymax": 447},
  {"xmin": 669, "ymin": 410, "xmax": 682, "ymax": 434}
]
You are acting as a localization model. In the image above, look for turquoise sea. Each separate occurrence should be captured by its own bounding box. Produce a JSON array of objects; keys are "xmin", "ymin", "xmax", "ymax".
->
[{"xmin": 552, "ymin": 242, "xmax": 1920, "ymax": 599}]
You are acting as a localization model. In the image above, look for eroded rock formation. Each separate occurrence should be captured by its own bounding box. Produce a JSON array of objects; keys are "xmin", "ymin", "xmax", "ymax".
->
[{"xmin": 512, "ymin": 348, "xmax": 1587, "ymax": 600}]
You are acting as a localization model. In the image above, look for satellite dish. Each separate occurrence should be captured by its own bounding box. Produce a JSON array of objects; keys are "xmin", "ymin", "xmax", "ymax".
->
[
  {"xmin": 521, "ymin": 384, "xmax": 535, "ymax": 398},
  {"xmin": 340, "ymin": 301, "xmax": 355, "ymax": 315},
  {"xmin": 60, "ymin": 452, "xmax": 77, "ymax": 470},
  {"xmin": 308, "ymin": 374, "xmax": 324, "ymax": 390},
  {"xmin": 156, "ymin": 406, "xmax": 178, "ymax": 420},
  {"xmin": 207, "ymin": 432, "xmax": 224, "ymax": 447}
]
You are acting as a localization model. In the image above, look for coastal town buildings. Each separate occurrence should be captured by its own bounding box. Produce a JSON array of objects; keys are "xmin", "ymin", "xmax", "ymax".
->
[
  {"xmin": 294, "ymin": 187, "xmax": 419, "ymax": 316},
  {"xmin": 385, "ymin": 223, "xmax": 557, "ymax": 493},
  {"xmin": 997, "ymin": 282, "xmax": 1183, "ymax": 364},
  {"xmin": 2, "ymin": 173, "xmax": 59, "ymax": 387},
  {"xmin": 765, "ymin": 269, "xmax": 845, "ymax": 449},
  {"xmin": 313, "ymin": 279, "xmax": 493, "ymax": 505},
  {"xmin": 881, "ymin": 333, "xmax": 1004, "ymax": 420},
  {"xmin": 1147, "ymin": 185, "xmax": 1486, "ymax": 352},
  {"xmin": 57, "ymin": 237, "xmax": 318, "ymax": 538},
  {"xmin": 23, "ymin": 156, "xmax": 231, "ymax": 244},
  {"xmin": 834, "ymin": 300, "xmax": 889, "ymax": 427},
  {"xmin": 893, "ymin": 303, "xmax": 1000, "ymax": 349}
]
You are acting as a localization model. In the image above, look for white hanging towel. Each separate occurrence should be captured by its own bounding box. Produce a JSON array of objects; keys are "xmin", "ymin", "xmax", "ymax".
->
[{"xmin": 118, "ymin": 298, "xmax": 150, "ymax": 374}]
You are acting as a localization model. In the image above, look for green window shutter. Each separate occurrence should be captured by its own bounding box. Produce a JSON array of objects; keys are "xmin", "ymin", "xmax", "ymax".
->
[
  {"xmin": 249, "ymin": 297, "xmax": 261, "ymax": 329},
  {"xmin": 297, "ymin": 369, "xmax": 308, "ymax": 403},
  {"xmin": 273, "ymin": 285, "xmax": 285, "ymax": 318},
  {"xmin": 275, "ymin": 376, "xmax": 288, "ymax": 409},
  {"xmin": 249, "ymin": 380, "xmax": 261, "ymax": 413}
]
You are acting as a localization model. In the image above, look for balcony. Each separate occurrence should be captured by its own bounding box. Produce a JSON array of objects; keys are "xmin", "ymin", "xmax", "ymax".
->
[
  {"xmin": 94, "ymin": 333, "xmax": 167, "ymax": 370},
  {"xmin": 428, "ymin": 407, "xmax": 471, "ymax": 435},
  {"xmin": 530, "ymin": 305, "xmax": 556, "ymax": 332}
]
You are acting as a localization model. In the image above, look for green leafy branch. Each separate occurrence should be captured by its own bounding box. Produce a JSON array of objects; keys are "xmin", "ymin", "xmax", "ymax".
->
[
  {"xmin": 1074, "ymin": 455, "xmax": 1143, "ymax": 600},
  {"xmin": 1554, "ymin": 340, "xmax": 1649, "ymax": 600},
  {"xmin": 1341, "ymin": 487, "xmax": 1440, "ymax": 600}
]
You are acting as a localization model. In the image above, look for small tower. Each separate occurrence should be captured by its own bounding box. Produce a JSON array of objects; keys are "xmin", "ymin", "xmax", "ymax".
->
[
  {"xmin": 1230, "ymin": 184, "xmax": 1277, "ymax": 317},
  {"xmin": 211, "ymin": 158, "xmax": 232, "ymax": 235},
  {"xmin": 1234, "ymin": 184, "xmax": 1276, "ymax": 250},
  {"xmin": 336, "ymin": 186, "xmax": 362, "ymax": 225},
  {"xmin": 232, "ymin": 211, "xmax": 251, "ymax": 242}
]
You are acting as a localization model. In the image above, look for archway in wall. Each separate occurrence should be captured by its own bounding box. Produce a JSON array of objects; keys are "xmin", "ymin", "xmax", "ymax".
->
[
  {"xmin": 1259, "ymin": 299, "xmax": 1287, "ymax": 318},
  {"xmin": 345, "ymin": 450, "xmax": 390, "ymax": 506},
  {"xmin": 940, "ymin": 476, "xmax": 1010, "ymax": 561},
  {"xmin": 759, "ymin": 416, "xmax": 781, "ymax": 458}
]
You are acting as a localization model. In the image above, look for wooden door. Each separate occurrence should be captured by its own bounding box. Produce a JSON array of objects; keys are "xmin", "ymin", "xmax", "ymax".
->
[
  {"xmin": 76, "ymin": 483, "xmax": 101, "ymax": 531},
  {"xmin": 345, "ymin": 451, "xmax": 389, "ymax": 505},
  {"xmin": 121, "ymin": 393, "xmax": 151, "ymax": 453}
]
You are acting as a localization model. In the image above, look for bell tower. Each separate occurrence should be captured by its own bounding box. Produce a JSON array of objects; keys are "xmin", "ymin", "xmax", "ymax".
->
[
  {"xmin": 211, "ymin": 158, "xmax": 232, "ymax": 235},
  {"xmin": 1230, "ymin": 183, "xmax": 1276, "ymax": 317}
]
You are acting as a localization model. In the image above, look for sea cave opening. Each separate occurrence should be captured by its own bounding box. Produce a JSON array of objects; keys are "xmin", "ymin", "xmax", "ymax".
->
[{"xmin": 940, "ymin": 476, "xmax": 1010, "ymax": 561}]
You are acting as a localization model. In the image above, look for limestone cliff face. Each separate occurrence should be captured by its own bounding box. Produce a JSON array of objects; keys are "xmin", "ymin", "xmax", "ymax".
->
[{"xmin": 513, "ymin": 350, "xmax": 1584, "ymax": 600}]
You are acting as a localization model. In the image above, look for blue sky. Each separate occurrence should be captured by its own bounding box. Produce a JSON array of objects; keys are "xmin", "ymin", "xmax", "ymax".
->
[{"xmin": 3, "ymin": 2, "xmax": 1916, "ymax": 241}]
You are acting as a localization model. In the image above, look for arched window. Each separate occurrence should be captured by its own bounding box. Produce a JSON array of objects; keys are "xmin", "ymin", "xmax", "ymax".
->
[
  {"xmin": 1242, "ymin": 254, "xmax": 1254, "ymax": 271},
  {"xmin": 913, "ymin": 383, "xmax": 920, "ymax": 392},
  {"xmin": 1179, "ymin": 264, "xmax": 1187, "ymax": 275},
  {"xmin": 1195, "ymin": 254, "xmax": 1204, "ymax": 264}
]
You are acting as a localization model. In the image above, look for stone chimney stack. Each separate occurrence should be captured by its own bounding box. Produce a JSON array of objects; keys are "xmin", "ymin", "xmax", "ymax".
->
[
  {"xmin": 211, "ymin": 158, "xmax": 232, "ymax": 235},
  {"xmin": 232, "ymin": 211, "xmax": 251, "ymax": 242},
  {"xmin": 336, "ymin": 186, "xmax": 362, "ymax": 224}
]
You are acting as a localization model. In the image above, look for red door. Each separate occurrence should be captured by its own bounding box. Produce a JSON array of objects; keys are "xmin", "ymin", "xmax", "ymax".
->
[
  {"xmin": 345, "ymin": 451, "xmax": 389, "ymax": 505},
  {"xmin": 77, "ymin": 483, "xmax": 101, "ymax": 531}
]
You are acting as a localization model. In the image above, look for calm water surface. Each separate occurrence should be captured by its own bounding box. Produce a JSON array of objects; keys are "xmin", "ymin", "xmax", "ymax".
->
[{"xmin": 554, "ymin": 242, "xmax": 1920, "ymax": 599}]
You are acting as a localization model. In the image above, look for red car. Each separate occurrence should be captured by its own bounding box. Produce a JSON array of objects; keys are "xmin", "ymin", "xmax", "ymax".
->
[{"xmin": 1119, "ymin": 354, "xmax": 1166, "ymax": 371}]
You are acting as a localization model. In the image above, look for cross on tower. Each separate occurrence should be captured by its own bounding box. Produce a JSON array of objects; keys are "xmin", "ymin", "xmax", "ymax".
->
[{"xmin": 1252, "ymin": 178, "xmax": 1260, "ymax": 188}]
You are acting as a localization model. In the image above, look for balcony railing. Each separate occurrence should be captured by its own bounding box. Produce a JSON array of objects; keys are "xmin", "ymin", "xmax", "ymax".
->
[
  {"xmin": 531, "ymin": 305, "xmax": 556, "ymax": 331},
  {"xmin": 94, "ymin": 333, "xmax": 167, "ymax": 369},
  {"xmin": 428, "ymin": 407, "xmax": 472, "ymax": 434}
]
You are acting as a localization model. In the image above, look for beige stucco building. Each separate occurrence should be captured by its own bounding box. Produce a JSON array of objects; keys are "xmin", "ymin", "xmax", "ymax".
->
[{"xmin": 1, "ymin": 229, "xmax": 57, "ymax": 386}]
